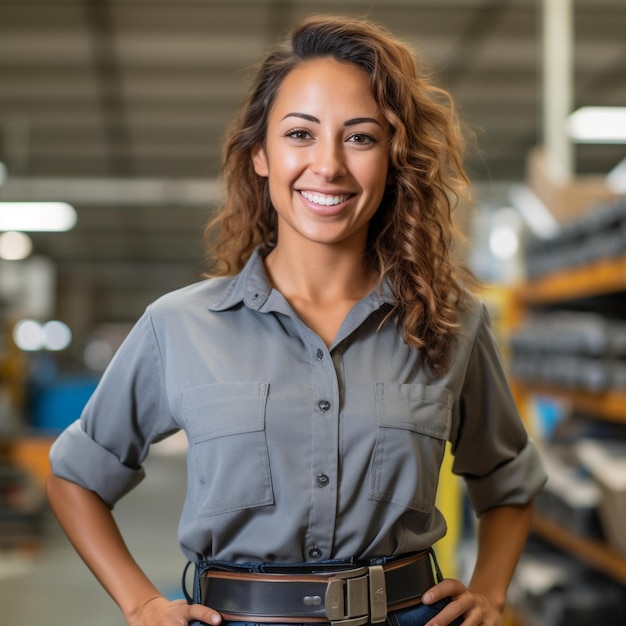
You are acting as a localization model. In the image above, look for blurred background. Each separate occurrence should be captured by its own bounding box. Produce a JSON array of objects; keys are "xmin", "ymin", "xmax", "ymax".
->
[{"xmin": 1, "ymin": 1, "xmax": 625, "ymax": 625}]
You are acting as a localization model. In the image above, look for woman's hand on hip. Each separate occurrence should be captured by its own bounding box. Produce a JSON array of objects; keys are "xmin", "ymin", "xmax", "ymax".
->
[
  {"xmin": 422, "ymin": 578, "xmax": 503, "ymax": 626},
  {"xmin": 126, "ymin": 595, "xmax": 222, "ymax": 626}
]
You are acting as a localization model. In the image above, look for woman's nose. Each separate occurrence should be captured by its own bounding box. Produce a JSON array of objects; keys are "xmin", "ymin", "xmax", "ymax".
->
[{"xmin": 311, "ymin": 139, "xmax": 347, "ymax": 180}]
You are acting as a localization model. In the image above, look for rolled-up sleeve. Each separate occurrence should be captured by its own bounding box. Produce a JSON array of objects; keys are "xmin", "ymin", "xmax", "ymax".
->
[
  {"xmin": 463, "ymin": 439, "xmax": 545, "ymax": 515},
  {"xmin": 49, "ymin": 307, "xmax": 172, "ymax": 507},
  {"xmin": 49, "ymin": 420, "xmax": 145, "ymax": 506},
  {"xmin": 451, "ymin": 304, "xmax": 546, "ymax": 515}
]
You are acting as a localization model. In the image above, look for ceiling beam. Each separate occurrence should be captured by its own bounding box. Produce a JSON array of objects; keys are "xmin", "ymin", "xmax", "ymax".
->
[
  {"xmin": 84, "ymin": 0, "xmax": 133, "ymax": 176},
  {"xmin": 1, "ymin": 176, "xmax": 222, "ymax": 205},
  {"xmin": 442, "ymin": 0, "xmax": 512, "ymax": 88}
]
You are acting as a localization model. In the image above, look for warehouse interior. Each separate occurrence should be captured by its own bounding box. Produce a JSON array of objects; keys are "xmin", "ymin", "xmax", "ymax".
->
[{"xmin": 1, "ymin": 1, "xmax": 626, "ymax": 625}]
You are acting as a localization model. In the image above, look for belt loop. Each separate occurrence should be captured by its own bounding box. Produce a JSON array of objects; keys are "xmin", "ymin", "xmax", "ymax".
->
[
  {"xmin": 367, "ymin": 564, "xmax": 387, "ymax": 623},
  {"xmin": 428, "ymin": 548, "xmax": 444, "ymax": 583},
  {"xmin": 182, "ymin": 560, "xmax": 194, "ymax": 604}
]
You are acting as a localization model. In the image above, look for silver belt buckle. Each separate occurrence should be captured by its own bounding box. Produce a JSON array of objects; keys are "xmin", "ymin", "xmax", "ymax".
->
[{"xmin": 324, "ymin": 565, "xmax": 387, "ymax": 626}]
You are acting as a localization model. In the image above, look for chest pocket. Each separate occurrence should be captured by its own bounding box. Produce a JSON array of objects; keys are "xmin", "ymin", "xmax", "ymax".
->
[
  {"xmin": 183, "ymin": 382, "xmax": 274, "ymax": 517},
  {"xmin": 369, "ymin": 382, "xmax": 453, "ymax": 513}
]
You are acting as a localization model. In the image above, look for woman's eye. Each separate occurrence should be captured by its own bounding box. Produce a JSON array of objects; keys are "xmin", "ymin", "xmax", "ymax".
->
[
  {"xmin": 286, "ymin": 129, "xmax": 312, "ymax": 141},
  {"xmin": 347, "ymin": 133, "xmax": 376, "ymax": 145}
]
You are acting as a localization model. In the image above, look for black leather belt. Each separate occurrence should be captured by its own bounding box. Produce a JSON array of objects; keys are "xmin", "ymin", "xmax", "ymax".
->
[{"xmin": 199, "ymin": 551, "xmax": 436, "ymax": 626}]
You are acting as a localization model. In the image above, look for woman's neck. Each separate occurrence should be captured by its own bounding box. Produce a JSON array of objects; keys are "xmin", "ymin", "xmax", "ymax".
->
[
  {"xmin": 262, "ymin": 239, "xmax": 377, "ymax": 347},
  {"xmin": 263, "ymin": 239, "xmax": 376, "ymax": 305}
]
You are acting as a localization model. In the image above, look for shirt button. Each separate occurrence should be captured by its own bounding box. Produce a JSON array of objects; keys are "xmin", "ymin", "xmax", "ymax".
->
[
  {"xmin": 318, "ymin": 400, "xmax": 331, "ymax": 412},
  {"xmin": 317, "ymin": 473, "xmax": 330, "ymax": 487},
  {"xmin": 308, "ymin": 547, "xmax": 322, "ymax": 560},
  {"xmin": 316, "ymin": 348, "xmax": 324, "ymax": 360}
]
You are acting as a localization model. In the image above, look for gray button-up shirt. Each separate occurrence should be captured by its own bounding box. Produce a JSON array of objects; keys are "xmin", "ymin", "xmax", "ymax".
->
[{"xmin": 50, "ymin": 247, "xmax": 546, "ymax": 563}]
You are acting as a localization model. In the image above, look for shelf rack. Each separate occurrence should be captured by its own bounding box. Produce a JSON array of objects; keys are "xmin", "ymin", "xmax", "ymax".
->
[
  {"xmin": 510, "ymin": 252, "xmax": 626, "ymax": 593},
  {"xmin": 532, "ymin": 513, "xmax": 626, "ymax": 584},
  {"xmin": 513, "ymin": 383, "xmax": 626, "ymax": 424},
  {"xmin": 516, "ymin": 253, "xmax": 626, "ymax": 305}
]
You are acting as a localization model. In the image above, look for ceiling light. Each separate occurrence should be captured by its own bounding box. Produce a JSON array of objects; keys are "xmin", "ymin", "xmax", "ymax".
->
[
  {"xmin": 568, "ymin": 107, "xmax": 626, "ymax": 143},
  {"xmin": 0, "ymin": 231, "xmax": 33, "ymax": 260},
  {"xmin": 84, "ymin": 339, "xmax": 115, "ymax": 372},
  {"xmin": 0, "ymin": 202, "xmax": 77, "ymax": 231},
  {"xmin": 509, "ymin": 185, "xmax": 560, "ymax": 239},
  {"xmin": 489, "ymin": 207, "xmax": 522, "ymax": 260},
  {"xmin": 606, "ymin": 157, "xmax": 626, "ymax": 194},
  {"xmin": 43, "ymin": 320, "xmax": 72, "ymax": 351},
  {"xmin": 12, "ymin": 319, "xmax": 72, "ymax": 351},
  {"xmin": 489, "ymin": 225, "xmax": 519, "ymax": 260},
  {"xmin": 13, "ymin": 319, "xmax": 45, "ymax": 351}
]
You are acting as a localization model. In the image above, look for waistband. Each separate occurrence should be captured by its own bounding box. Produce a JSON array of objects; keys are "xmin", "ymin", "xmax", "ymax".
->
[{"xmin": 191, "ymin": 550, "xmax": 439, "ymax": 626}]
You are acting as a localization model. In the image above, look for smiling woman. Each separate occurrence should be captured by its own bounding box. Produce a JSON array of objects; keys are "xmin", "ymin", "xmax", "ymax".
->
[
  {"xmin": 251, "ymin": 57, "xmax": 390, "ymax": 250},
  {"xmin": 246, "ymin": 57, "xmax": 393, "ymax": 344},
  {"xmin": 46, "ymin": 15, "xmax": 546, "ymax": 626}
]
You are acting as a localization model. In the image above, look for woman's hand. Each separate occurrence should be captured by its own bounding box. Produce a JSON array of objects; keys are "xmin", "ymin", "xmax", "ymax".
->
[
  {"xmin": 422, "ymin": 578, "xmax": 503, "ymax": 626},
  {"xmin": 421, "ymin": 504, "xmax": 534, "ymax": 625},
  {"xmin": 125, "ymin": 595, "xmax": 222, "ymax": 626},
  {"xmin": 47, "ymin": 476, "xmax": 224, "ymax": 626}
]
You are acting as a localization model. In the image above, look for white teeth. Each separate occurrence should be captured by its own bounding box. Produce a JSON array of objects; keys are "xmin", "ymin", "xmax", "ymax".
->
[{"xmin": 301, "ymin": 191, "xmax": 350, "ymax": 206}]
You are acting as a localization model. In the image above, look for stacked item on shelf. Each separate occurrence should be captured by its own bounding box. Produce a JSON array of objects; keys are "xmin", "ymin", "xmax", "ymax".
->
[
  {"xmin": 510, "ymin": 536, "xmax": 626, "ymax": 626},
  {"xmin": 532, "ymin": 443, "xmax": 604, "ymax": 542},
  {"xmin": 511, "ymin": 195, "xmax": 626, "ymax": 624},
  {"xmin": 509, "ymin": 311, "xmax": 626, "ymax": 392},
  {"xmin": 530, "ymin": 415, "xmax": 626, "ymax": 545},
  {"xmin": 576, "ymin": 437, "xmax": 626, "ymax": 558},
  {"xmin": 524, "ymin": 199, "xmax": 626, "ymax": 278}
]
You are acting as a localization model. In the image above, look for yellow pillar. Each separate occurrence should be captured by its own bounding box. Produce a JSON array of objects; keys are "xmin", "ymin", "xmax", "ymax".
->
[{"xmin": 434, "ymin": 442, "xmax": 462, "ymax": 578}]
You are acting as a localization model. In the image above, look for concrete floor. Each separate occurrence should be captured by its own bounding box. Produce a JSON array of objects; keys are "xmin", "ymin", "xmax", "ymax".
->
[{"xmin": 0, "ymin": 449, "xmax": 189, "ymax": 626}]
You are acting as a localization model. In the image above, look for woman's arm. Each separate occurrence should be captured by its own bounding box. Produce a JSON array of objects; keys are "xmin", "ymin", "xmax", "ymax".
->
[
  {"xmin": 468, "ymin": 501, "xmax": 534, "ymax": 611},
  {"xmin": 46, "ymin": 473, "xmax": 221, "ymax": 626},
  {"xmin": 422, "ymin": 501, "xmax": 534, "ymax": 626}
]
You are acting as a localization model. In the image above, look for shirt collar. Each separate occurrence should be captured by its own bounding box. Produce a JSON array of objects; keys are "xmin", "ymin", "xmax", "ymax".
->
[
  {"xmin": 207, "ymin": 247, "xmax": 273, "ymax": 312},
  {"xmin": 207, "ymin": 246, "xmax": 395, "ymax": 313}
]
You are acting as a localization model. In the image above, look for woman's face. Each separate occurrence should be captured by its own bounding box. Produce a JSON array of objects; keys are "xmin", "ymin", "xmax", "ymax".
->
[{"xmin": 252, "ymin": 57, "xmax": 390, "ymax": 251}]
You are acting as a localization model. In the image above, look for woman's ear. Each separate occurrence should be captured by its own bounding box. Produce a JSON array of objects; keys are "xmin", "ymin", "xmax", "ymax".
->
[{"xmin": 251, "ymin": 143, "xmax": 269, "ymax": 177}]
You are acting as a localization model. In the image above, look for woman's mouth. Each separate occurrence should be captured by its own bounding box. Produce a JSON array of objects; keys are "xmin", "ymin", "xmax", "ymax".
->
[{"xmin": 299, "ymin": 190, "xmax": 352, "ymax": 206}]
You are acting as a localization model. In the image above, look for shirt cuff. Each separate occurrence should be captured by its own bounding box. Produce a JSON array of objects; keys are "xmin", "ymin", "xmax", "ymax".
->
[
  {"xmin": 49, "ymin": 420, "xmax": 146, "ymax": 508},
  {"xmin": 464, "ymin": 439, "xmax": 547, "ymax": 516}
]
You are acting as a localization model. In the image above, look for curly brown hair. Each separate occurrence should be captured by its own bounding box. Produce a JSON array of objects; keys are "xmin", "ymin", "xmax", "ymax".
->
[{"xmin": 205, "ymin": 15, "xmax": 477, "ymax": 376}]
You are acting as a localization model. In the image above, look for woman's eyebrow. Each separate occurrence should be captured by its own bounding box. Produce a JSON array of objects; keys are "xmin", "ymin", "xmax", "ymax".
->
[
  {"xmin": 281, "ymin": 112, "xmax": 319, "ymax": 123},
  {"xmin": 281, "ymin": 112, "xmax": 382, "ymax": 127},
  {"xmin": 344, "ymin": 117, "xmax": 382, "ymax": 127}
]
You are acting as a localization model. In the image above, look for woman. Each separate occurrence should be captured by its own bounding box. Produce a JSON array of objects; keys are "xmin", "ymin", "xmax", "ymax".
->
[{"xmin": 47, "ymin": 15, "xmax": 546, "ymax": 626}]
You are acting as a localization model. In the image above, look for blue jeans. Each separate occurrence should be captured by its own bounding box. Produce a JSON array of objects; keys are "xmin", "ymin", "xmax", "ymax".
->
[
  {"xmin": 386, "ymin": 599, "xmax": 463, "ymax": 626},
  {"xmin": 185, "ymin": 553, "xmax": 463, "ymax": 626},
  {"xmin": 208, "ymin": 601, "xmax": 463, "ymax": 626}
]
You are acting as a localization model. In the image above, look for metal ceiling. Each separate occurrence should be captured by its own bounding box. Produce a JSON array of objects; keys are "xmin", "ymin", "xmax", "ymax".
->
[{"xmin": 1, "ymin": 0, "xmax": 625, "ymax": 336}]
